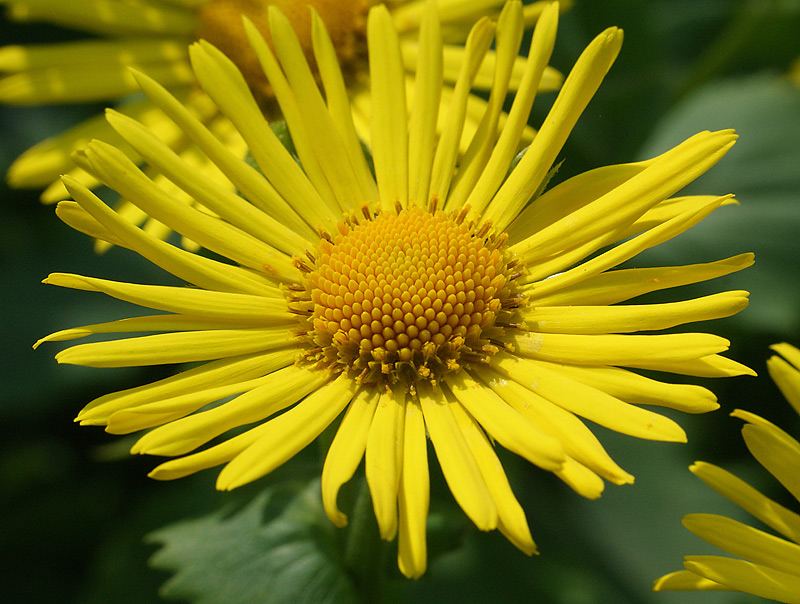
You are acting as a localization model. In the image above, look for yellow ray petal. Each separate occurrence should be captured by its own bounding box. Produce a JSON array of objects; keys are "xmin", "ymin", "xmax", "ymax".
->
[
  {"xmin": 215, "ymin": 374, "xmax": 357, "ymax": 490},
  {"xmin": 463, "ymin": 1, "xmax": 558, "ymax": 216},
  {"xmin": 105, "ymin": 109, "xmax": 310, "ymax": 256},
  {"xmin": 521, "ymin": 291, "xmax": 749, "ymax": 335},
  {"xmin": 76, "ymin": 348, "xmax": 296, "ymax": 424},
  {"xmin": 406, "ymin": 0, "xmax": 442, "ymax": 207},
  {"xmin": 419, "ymin": 385, "xmax": 497, "ymax": 530},
  {"xmin": 265, "ymin": 9, "xmax": 370, "ymax": 210},
  {"xmin": 0, "ymin": 60, "xmax": 192, "ymax": 105},
  {"xmin": 507, "ymin": 331, "xmax": 731, "ymax": 366},
  {"xmin": 42, "ymin": 273, "xmax": 287, "ymax": 322},
  {"xmin": 80, "ymin": 140, "xmax": 297, "ymax": 281},
  {"xmin": 5, "ymin": 0, "xmax": 198, "ymax": 37},
  {"xmin": 473, "ymin": 365, "xmax": 633, "ymax": 485},
  {"xmin": 55, "ymin": 327, "xmax": 294, "ymax": 367},
  {"xmin": 54, "ymin": 201, "xmax": 126, "ymax": 248},
  {"xmin": 444, "ymin": 0, "xmax": 522, "ymax": 212},
  {"xmin": 544, "ymin": 362, "xmax": 719, "ymax": 413},
  {"xmin": 63, "ymin": 176, "xmax": 277, "ymax": 296},
  {"xmin": 447, "ymin": 371, "xmax": 565, "ymax": 471},
  {"xmin": 683, "ymin": 513, "xmax": 800, "ymax": 577},
  {"xmin": 528, "ymin": 253, "xmax": 754, "ymax": 307},
  {"xmin": 554, "ymin": 456, "xmax": 605, "ymax": 499},
  {"xmin": 38, "ymin": 314, "xmax": 283, "ymax": 348},
  {"xmin": 243, "ymin": 14, "xmax": 339, "ymax": 212},
  {"xmin": 310, "ymin": 9, "xmax": 378, "ymax": 203},
  {"xmin": 740, "ymin": 422, "xmax": 800, "ymax": 502},
  {"xmin": 492, "ymin": 351, "xmax": 687, "ymax": 442},
  {"xmin": 483, "ymin": 27, "xmax": 624, "ymax": 231},
  {"xmin": 132, "ymin": 366, "xmax": 329, "ymax": 456},
  {"xmin": 107, "ymin": 374, "xmax": 292, "ymax": 434},
  {"xmin": 321, "ymin": 389, "xmax": 380, "ymax": 527},
  {"xmin": 428, "ymin": 17, "xmax": 495, "ymax": 202},
  {"xmin": 510, "ymin": 131, "xmax": 737, "ymax": 264},
  {"xmin": 521, "ymin": 195, "xmax": 727, "ymax": 291},
  {"xmin": 129, "ymin": 70, "xmax": 318, "ymax": 239},
  {"xmin": 0, "ymin": 38, "xmax": 188, "ymax": 72},
  {"xmin": 397, "ymin": 398, "xmax": 430, "ymax": 579},
  {"xmin": 653, "ymin": 570, "xmax": 729, "ymax": 592},
  {"xmin": 691, "ymin": 462, "xmax": 800, "ymax": 544},
  {"xmin": 683, "ymin": 556, "xmax": 800, "ymax": 603},
  {"xmin": 768, "ymin": 345, "xmax": 800, "ymax": 416},
  {"xmin": 368, "ymin": 4, "xmax": 409, "ymax": 210},
  {"xmin": 449, "ymin": 400, "xmax": 536, "ymax": 555},
  {"xmin": 505, "ymin": 161, "xmax": 647, "ymax": 245},
  {"xmin": 188, "ymin": 41, "xmax": 337, "ymax": 229},
  {"xmin": 366, "ymin": 388, "xmax": 407, "ymax": 540},
  {"xmin": 629, "ymin": 354, "xmax": 756, "ymax": 378}
]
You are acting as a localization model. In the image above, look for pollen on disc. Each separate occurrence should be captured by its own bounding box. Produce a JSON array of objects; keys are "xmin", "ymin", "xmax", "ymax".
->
[{"xmin": 303, "ymin": 206, "xmax": 512, "ymax": 386}]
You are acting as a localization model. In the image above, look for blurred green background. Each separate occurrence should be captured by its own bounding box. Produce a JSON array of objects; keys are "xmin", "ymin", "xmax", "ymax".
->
[{"xmin": 2, "ymin": 1, "xmax": 800, "ymax": 603}]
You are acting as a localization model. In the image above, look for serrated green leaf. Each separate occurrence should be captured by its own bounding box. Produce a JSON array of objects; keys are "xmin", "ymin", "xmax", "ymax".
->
[{"xmin": 148, "ymin": 479, "xmax": 358, "ymax": 604}]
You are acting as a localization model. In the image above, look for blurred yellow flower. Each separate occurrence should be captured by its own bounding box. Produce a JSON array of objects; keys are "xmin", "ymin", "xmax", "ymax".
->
[
  {"xmin": 654, "ymin": 343, "xmax": 800, "ymax": 602},
  {"xmin": 38, "ymin": 0, "xmax": 751, "ymax": 578},
  {"xmin": 0, "ymin": 0, "xmax": 563, "ymax": 210}
]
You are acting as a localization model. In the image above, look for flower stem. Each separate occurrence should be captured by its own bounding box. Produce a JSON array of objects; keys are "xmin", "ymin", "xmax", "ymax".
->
[{"xmin": 344, "ymin": 476, "xmax": 387, "ymax": 604}]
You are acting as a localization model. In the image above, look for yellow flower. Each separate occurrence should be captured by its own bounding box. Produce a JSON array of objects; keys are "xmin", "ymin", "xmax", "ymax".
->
[
  {"xmin": 0, "ymin": 0, "xmax": 563, "ymax": 208},
  {"xmin": 37, "ymin": 0, "xmax": 752, "ymax": 579},
  {"xmin": 654, "ymin": 343, "xmax": 800, "ymax": 602}
]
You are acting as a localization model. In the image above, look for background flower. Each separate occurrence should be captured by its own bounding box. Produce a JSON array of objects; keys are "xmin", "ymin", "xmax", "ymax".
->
[
  {"xmin": 654, "ymin": 343, "xmax": 800, "ymax": 602},
  {"xmin": 2, "ymin": 1, "xmax": 800, "ymax": 603}
]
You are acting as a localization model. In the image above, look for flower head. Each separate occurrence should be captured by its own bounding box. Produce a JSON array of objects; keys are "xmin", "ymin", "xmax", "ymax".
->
[
  {"xmin": 654, "ymin": 343, "xmax": 800, "ymax": 602},
  {"xmin": 38, "ymin": 0, "xmax": 752, "ymax": 578},
  {"xmin": 0, "ymin": 0, "xmax": 562, "ymax": 209}
]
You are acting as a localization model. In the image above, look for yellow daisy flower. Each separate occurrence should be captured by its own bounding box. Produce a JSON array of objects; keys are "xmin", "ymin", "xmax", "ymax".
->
[
  {"xmin": 37, "ymin": 0, "xmax": 753, "ymax": 578},
  {"xmin": 0, "ymin": 0, "xmax": 564, "ymax": 207},
  {"xmin": 654, "ymin": 343, "xmax": 800, "ymax": 602}
]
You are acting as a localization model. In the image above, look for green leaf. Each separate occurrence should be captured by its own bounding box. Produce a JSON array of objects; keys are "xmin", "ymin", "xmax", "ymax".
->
[{"xmin": 149, "ymin": 479, "xmax": 358, "ymax": 604}]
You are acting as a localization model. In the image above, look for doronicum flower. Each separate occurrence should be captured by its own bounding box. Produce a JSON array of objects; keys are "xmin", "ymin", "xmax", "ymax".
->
[
  {"xmin": 37, "ymin": 0, "xmax": 753, "ymax": 578},
  {"xmin": 654, "ymin": 343, "xmax": 800, "ymax": 602},
  {"xmin": 0, "ymin": 0, "xmax": 563, "ymax": 211}
]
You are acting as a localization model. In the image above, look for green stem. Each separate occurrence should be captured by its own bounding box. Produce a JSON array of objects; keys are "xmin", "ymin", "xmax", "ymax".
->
[{"xmin": 344, "ymin": 476, "xmax": 387, "ymax": 604}]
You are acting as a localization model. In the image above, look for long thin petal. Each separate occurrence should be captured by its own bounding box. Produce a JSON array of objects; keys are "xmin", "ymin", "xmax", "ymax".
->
[
  {"xmin": 691, "ymin": 462, "xmax": 800, "ymax": 544},
  {"xmin": 520, "ymin": 291, "xmax": 749, "ymax": 335},
  {"xmin": 321, "ymin": 389, "xmax": 380, "ymax": 527},
  {"xmin": 406, "ymin": 0, "xmax": 442, "ymax": 207},
  {"xmin": 419, "ymin": 386, "xmax": 497, "ymax": 530},
  {"xmin": 366, "ymin": 388, "xmax": 407, "ymax": 540},
  {"xmin": 75, "ymin": 349, "xmax": 296, "ymax": 424},
  {"xmin": 491, "ymin": 351, "xmax": 687, "ymax": 442},
  {"xmin": 449, "ymin": 400, "xmax": 536, "ymax": 554},
  {"xmin": 483, "ymin": 27, "xmax": 624, "ymax": 230},
  {"xmin": 131, "ymin": 366, "xmax": 329, "ymax": 456},
  {"xmin": 105, "ymin": 109, "xmax": 310, "ymax": 255},
  {"xmin": 447, "ymin": 371, "xmax": 565, "ymax": 471},
  {"xmin": 683, "ymin": 556, "xmax": 800, "ymax": 603},
  {"xmin": 683, "ymin": 513, "xmax": 800, "ymax": 577},
  {"xmin": 215, "ymin": 374, "xmax": 356, "ymax": 490},
  {"xmin": 55, "ymin": 327, "xmax": 294, "ymax": 367},
  {"xmin": 129, "ymin": 69, "xmax": 318, "ymax": 239},
  {"xmin": 368, "ymin": 4, "xmax": 409, "ymax": 210},
  {"xmin": 397, "ymin": 398, "xmax": 430, "ymax": 579},
  {"xmin": 528, "ymin": 254, "xmax": 754, "ymax": 307}
]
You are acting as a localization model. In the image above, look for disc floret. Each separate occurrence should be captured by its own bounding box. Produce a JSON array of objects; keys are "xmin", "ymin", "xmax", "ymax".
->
[{"xmin": 291, "ymin": 204, "xmax": 524, "ymax": 390}]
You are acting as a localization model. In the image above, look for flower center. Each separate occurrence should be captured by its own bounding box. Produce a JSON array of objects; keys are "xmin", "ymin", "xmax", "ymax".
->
[
  {"xmin": 197, "ymin": 0, "xmax": 368, "ymax": 105},
  {"xmin": 292, "ymin": 205, "xmax": 524, "ymax": 390}
]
